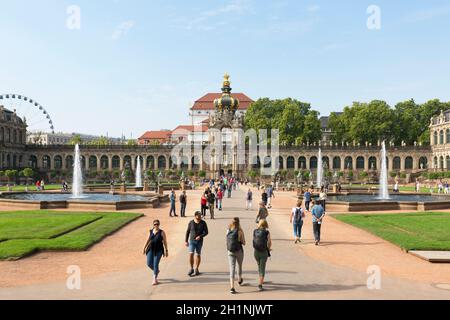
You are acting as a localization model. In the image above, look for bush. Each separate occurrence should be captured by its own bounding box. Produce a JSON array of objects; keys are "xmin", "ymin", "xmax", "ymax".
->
[
  {"xmin": 359, "ymin": 172, "xmax": 368, "ymax": 178},
  {"xmin": 199, "ymin": 171, "xmax": 206, "ymax": 178},
  {"xmin": 389, "ymin": 171, "xmax": 398, "ymax": 178},
  {"xmin": 400, "ymin": 172, "xmax": 407, "ymax": 179}
]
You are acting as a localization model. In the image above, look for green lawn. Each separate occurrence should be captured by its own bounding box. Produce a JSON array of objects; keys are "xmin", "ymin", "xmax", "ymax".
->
[
  {"xmin": 0, "ymin": 210, "xmax": 142, "ymax": 260},
  {"xmin": 0, "ymin": 184, "xmax": 62, "ymax": 192},
  {"xmin": 334, "ymin": 212, "xmax": 450, "ymax": 251}
]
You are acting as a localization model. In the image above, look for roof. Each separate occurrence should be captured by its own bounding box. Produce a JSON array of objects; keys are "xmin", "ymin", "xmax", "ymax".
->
[
  {"xmin": 320, "ymin": 112, "xmax": 342, "ymax": 128},
  {"xmin": 191, "ymin": 93, "xmax": 254, "ymax": 111},
  {"xmin": 138, "ymin": 130, "xmax": 171, "ymax": 140},
  {"xmin": 172, "ymin": 125, "xmax": 209, "ymax": 134}
]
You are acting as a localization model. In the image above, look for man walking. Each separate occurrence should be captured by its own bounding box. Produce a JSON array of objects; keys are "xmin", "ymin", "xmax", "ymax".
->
[
  {"xmin": 217, "ymin": 188, "xmax": 224, "ymax": 211},
  {"xmin": 180, "ymin": 190, "xmax": 187, "ymax": 217},
  {"xmin": 208, "ymin": 190, "xmax": 216, "ymax": 219},
  {"xmin": 185, "ymin": 211, "xmax": 209, "ymax": 277},
  {"xmin": 169, "ymin": 189, "xmax": 178, "ymax": 217},
  {"xmin": 246, "ymin": 188, "xmax": 253, "ymax": 210},
  {"xmin": 304, "ymin": 189, "xmax": 312, "ymax": 212},
  {"xmin": 267, "ymin": 185, "xmax": 275, "ymax": 209},
  {"xmin": 311, "ymin": 200, "xmax": 325, "ymax": 246}
]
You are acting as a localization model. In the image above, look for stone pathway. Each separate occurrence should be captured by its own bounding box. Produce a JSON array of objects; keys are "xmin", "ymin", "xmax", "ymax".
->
[{"xmin": 1, "ymin": 188, "xmax": 450, "ymax": 300}]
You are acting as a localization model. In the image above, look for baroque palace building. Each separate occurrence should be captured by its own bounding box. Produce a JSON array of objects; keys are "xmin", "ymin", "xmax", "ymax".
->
[{"xmin": 0, "ymin": 75, "xmax": 444, "ymax": 178}]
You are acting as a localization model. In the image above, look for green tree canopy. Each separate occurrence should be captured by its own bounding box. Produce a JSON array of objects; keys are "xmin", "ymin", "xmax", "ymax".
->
[{"xmin": 245, "ymin": 98, "xmax": 322, "ymax": 145}]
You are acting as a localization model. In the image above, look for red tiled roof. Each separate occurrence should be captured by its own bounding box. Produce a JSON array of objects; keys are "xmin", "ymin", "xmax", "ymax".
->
[
  {"xmin": 138, "ymin": 130, "xmax": 171, "ymax": 140},
  {"xmin": 191, "ymin": 93, "xmax": 254, "ymax": 111},
  {"xmin": 172, "ymin": 125, "xmax": 209, "ymax": 134}
]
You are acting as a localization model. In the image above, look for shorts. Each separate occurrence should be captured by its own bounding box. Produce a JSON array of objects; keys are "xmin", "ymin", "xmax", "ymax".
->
[{"xmin": 188, "ymin": 240, "xmax": 204, "ymax": 256}]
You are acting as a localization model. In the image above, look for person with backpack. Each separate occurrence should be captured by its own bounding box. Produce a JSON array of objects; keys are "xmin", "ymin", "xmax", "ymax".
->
[
  {"xmin": 207, "ymin": 190, "xmax": 216, "ymax": 219},
  {"xmin": 253, "ymin": 219, "xmax": 272, "ymax": 291},
  {"xmin": 256, "ymin": 202, "xmax": 269, "ymax": 224},
  {"xmin": 226, "ymin": 217, "xmax": 246, "ymax": 294},
  {"xmin": 185, "ymin": 211, "xmax": 209, "ymax": 277},
  {"xmin": 290, "ymin": 200, "xmax": 305, "ymax": 244},
  {"xmin": 246, "ymin": 189, "xmax": 253, "ymax": 210},
  {"xmin": 180, "ymin": 191, "xmax": 187, "ymax": 217},
  {"xmin": 143, "ymin": 219, "xmax": 169, "ymax": 286}
]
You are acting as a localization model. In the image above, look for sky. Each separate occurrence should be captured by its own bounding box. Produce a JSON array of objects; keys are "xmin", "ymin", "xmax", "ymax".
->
[{"xmin": 1, "ymin": 0, "xmax": 450, "ymax": 138}]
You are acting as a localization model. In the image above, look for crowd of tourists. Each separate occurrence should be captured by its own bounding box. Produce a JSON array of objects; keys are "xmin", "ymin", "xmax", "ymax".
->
[{"xmin": 145, "ymin": 179, "xmax": 327, "ymax": 293}]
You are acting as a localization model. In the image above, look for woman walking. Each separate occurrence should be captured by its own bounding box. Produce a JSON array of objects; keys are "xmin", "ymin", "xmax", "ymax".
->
[
  {"xmin": 226, "ymin": 217, "xmax": 246, "ymax": 294},
  {"xmin": 253, "ymin": 219, "xmax": 272, "ymax": 291},
  {"xmin": 256, "ymin": 202, "xmax": 269, "ymax": 224},
  {"xmin": 200, "ymin": 192, "xmax": 208, "ymax": 218},
  {"xmin": 290, "ymin": 200, "xmax": 305, "ymax": 243},
  {"xmin": 143, "ymin": 220, "xmax": 168, "ymax": 286}
]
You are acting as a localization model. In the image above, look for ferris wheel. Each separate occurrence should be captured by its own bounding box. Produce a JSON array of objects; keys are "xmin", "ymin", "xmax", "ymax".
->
[{"xmin": 0, "ymin": 94, "xmax": 55, "ymax": 134}]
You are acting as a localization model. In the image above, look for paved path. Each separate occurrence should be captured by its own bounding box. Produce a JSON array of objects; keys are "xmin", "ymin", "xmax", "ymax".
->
[{"xmin": 1, "ymin": 188, "xmax": 450, "ymax": 299}]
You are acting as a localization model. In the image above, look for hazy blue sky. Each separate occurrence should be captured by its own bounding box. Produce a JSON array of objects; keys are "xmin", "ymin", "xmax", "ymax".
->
[{"xmin": 1, "ymin": 0, "xmax": 450, "ymax": 137}]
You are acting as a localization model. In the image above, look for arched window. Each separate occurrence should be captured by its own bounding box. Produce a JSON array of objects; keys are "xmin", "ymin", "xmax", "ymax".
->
[
  {"xmin": 252, "ymin": 156, "xmax": 261, "ymax": 170},
  {"xmin": 434, "ymin": 156, "xmax": 438, "ymax": 169},
  {"xmin": 298, "ymin": 157, "xmax": 307, "ymax": 170},
  {"xmin": 42, "ymin": 155, "xmax": 51, "ymax": 169},
  {"xmin": 447, "ymin": 130, "xmax": 450, "ymax": 144},
  {"xmin": 81, "ymin": 156, "xmax": 86, "ymax": 169},
  {"xmin": 180, "ymin": 156, "xmax": 189, "ymax": 170},
  {"xmin": 287, "ymin": 156, "xmax": 295, "ymax": 169},
  {"xmin": 89, "ymin": 156, "xmax": 98, "ymax": 170},
  {"xmin": 54, "ymin": 155, "xmax": 63, "ymax": 169},
  {"xmin": 405, "ymin": 157, "xmax": 413, "ymax": 170},
  {"xmin": 419, "ymin": 157, "xmax": 428, "ymax": 169},
  {"xmin": 446, "ymin": 156, "xmax": 450, "ymax": 170},
  {"xmin": 66, "ymin": 155, "xmax": 74, "ymax": 169},
  {"xmin": 440, "ymin": 130, "xmax": 444, "ymax": 144},
  {"xmin": 356, "ymin": 156, "xmax": 365, "ymax": 169},
  {"xmin": 310, "ymin": 157, "xmax": 318, "ymax": 169},
  {"xmin": 434, "ymin": 131, "xmax": 438, "ymax": 145},
  {"xmin": 393, "ymin": 157, "xmax": 401, "ymax": 170},
  {"xmin": 344, "ymin": 156, "xmax": 353, "ymax": 170},
  {"xmin": 192, "ymin": 156, "xmax": 200, "ymax": 170},
  {"xmin": 29, "ymin": 155, "xmax": 38, "ymax": 169},
  {"xmin": 263, "ymin": 156, "xmax": 272, "ymax": 169},
  {"xmin": 333, "ymin": 157, "xmax": 341, "ymax": 170},
  {"xmin": 278, "ymin": 156, "xmax": 284, "ymax": 170},
  {"xmin": 100, "ymin": 156, "xmax": 109, "ymax": 169},
  {"xmin": 112, "ymin": 156, "xmax": 120, "ymax": 169},
  {"xmin": 123, "ymin": 155, "xmax": 132, "ymax": 169},
  {"xmin": 440, "ymin": 156, "xmax": 444, "ymax": 169},
  {"xmin": 146, "ymin": 156, "xmax": 155, "ymax": 170},
  {"xmin": 0, "ymin": 127, "xmax": 4, "ymax": 141},
  {"xmin": 369, "ymin": 157, "xmax": 377, "ymax": 170},
  {"xmin": 322, "ymin": 157, "xmax": 330, "ymax": 170},
  {"xmin": 158, "ymin": 156, "xmax": 167, "ymax": 169}
]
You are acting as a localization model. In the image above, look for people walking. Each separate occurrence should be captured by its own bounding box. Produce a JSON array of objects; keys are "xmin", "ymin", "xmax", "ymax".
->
[
  {"xmin": 143, "ymin": 220, "xmax": 168, "ymax": 286},
  {"xmin": 226, "ymin": 217, "xmax": 246, "ymax": 294},
  {"xmin": 319, "ymin": 189, "xmax": 327, "ymax": 212},
  {"xmin": 261, "ymin": 189, "xmax": 268, "ymax": 207},
  {"xmin": 180, "ymin": 191, "xmax": 187, "ymax": 217},
  {"xmin": 253, "ymin": 219, "xmax": 272, "ymax": 291},
  {"xmin": 246, "ymin": 189, "xmax": 253, "ymax": 210},
  {"xmin": 200, "ymin": 192, "xmax": 208, "ymax": 218},
  {"xmin": 207, "ymin": 189, "xmax": 216, "ymax": 219},
  {"xmin": 40, "ymin": 179, "xmax": 45, "ymax": 191},
  {"xmin": 267, "ymin": 185, "xmax": 275, "ymax": 209},
  {"xmin": 304, "ymin": 189, "xmax": 312, "ymax": 211},
  {"xmin": 217, "ymin": 188, "xmax": 223, "ymax": 211},
  {"xmin": 290, "ymin": 200, "xmax": 305, "ymax": 244},
  {"xmin": 311, "ymin": 200, "xmax": 325, "ymax": 246},
  {"xmin": 169, "ymin": 189, "xmax": 178, "ymax": 217},
  {"xmin": 256, "ymin": 202, "xmax": 269, "ymax": 224},
  {"xmin": 185, "ymin": 211, "xmax": 209, "ymax": 277}
]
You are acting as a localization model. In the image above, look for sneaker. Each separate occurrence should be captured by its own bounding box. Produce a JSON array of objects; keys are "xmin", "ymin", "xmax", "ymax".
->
[
  {"xmin": 230, "ymin": 288, "xmax": 237, "ymax": 294},
  {"xmin": 188, "ymin": 269, "xmax": 195, "ymax": 277},
  {"xmin": 194, "ymin": 269, "xmax": 201, "ymax": 276},
  {"xmin": 258, "ymin": 285, "xmax": 264, "ymax": 291},
  {"xmin": 238, "ymin": 279, "xmax": 244, "ymax": 286},
  {"xmin": 315, "ymin": 241, "xmax": 319, "ymax": 246}
]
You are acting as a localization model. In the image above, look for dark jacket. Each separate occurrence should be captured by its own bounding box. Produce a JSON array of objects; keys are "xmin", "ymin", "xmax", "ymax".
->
[{"xmin": 185, "ymin": 220, "xmax": 209, "ymax": 242}]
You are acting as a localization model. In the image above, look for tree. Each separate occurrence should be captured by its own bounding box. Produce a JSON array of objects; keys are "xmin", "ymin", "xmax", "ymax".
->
[
  {"xmin": 245, "ymin": 98, "xmax": 322, "ymax": 145},
  {"xmin": 89, "ymin": 136, "xmax": 110, "ymax": 146},
  {"xmin": 69, "ymin": 135, "xmax": 82, "ymax": 145},
  {"xmin": 21, "ymin": 168, "xmax": 34, "ymax": 192},
  {"xmin": 5, "ymin": 170, "xmax": 18, "ymax": 190},
  {"xmin": 126, "ymin": 139, "xmax": 138, "ymax": 146}
]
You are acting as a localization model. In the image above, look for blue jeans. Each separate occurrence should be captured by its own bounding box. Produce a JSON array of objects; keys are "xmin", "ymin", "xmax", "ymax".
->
[
  {"xmin": 293, "ymin": 220, "xmax": 303, "ymax": 238},
  {"xmin": 147, "ymin": 250, "xmax": 163, "ymax": 276},
  {"xmin": 188, "ymin": 239, "xmax": 204, "ymax": 256},
  {"xmin": 169, "ymin": 202, "xmax": 176, "ymax": 216}
]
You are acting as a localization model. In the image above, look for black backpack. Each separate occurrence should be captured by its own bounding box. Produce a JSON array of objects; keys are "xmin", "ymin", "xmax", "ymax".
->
[
  {"xmin": 293, "ymin": 207, "xmax": 302, "ymax": 222},
  {"xmin": 253, "ymin": 229, "xmax": 268, "ymax": 251},
  {"xmin": 227, "ymin": 229, "xmax": 241, "ymax": 252}
]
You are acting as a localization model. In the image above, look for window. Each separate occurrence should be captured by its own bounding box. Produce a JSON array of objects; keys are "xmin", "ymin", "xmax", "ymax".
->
[{"xmin": 356, "ymin": 157, "xmax": 365, "ymax": 169}]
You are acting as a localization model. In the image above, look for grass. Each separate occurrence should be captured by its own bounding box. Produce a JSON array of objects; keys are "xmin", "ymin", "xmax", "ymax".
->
[
  {"xmin": 0, "ymin": 210, "xmax": 143, "ymax": 260},
  {"xmin": 0, "ymin": 184, "xmax": 62, "ymax": 192},
  {"xmin": 334, "ymin": 212, "xmax": 450, "ymax": 251},
  {"xmin": 341, "ymin": 184, "xmax": 435, "ymax": 193}
]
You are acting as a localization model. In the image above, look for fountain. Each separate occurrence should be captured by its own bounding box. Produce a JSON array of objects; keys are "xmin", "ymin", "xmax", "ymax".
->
[
  {"xmin": 71, "ymin": 144, "xmax": 84, "ymax": 199},
  {"xmin": 135, "ymin": 156, "xmax": 142, "ymax": 188},
  {"xmin": 316, "ymin": 148, "xmax": 323, "ymax": 188},
  {"xmin": 379, "ymin": 141, "xmax": 390, "ymax": 200}
]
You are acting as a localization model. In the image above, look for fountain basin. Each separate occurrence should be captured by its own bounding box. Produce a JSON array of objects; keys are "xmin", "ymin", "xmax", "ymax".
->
[
  {"xmin": 0, "ymin": 192, "xmax": 162, "ymax": 210},
  {"xmin": 303, "ymin": 192, "xmax": 450, "ymax": 212}
]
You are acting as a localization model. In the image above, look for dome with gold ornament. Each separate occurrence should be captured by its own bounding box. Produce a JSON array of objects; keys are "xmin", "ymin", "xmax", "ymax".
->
[{"xmin": 214, "ymin": 73, "xmax": 240, "ymax": 113}]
